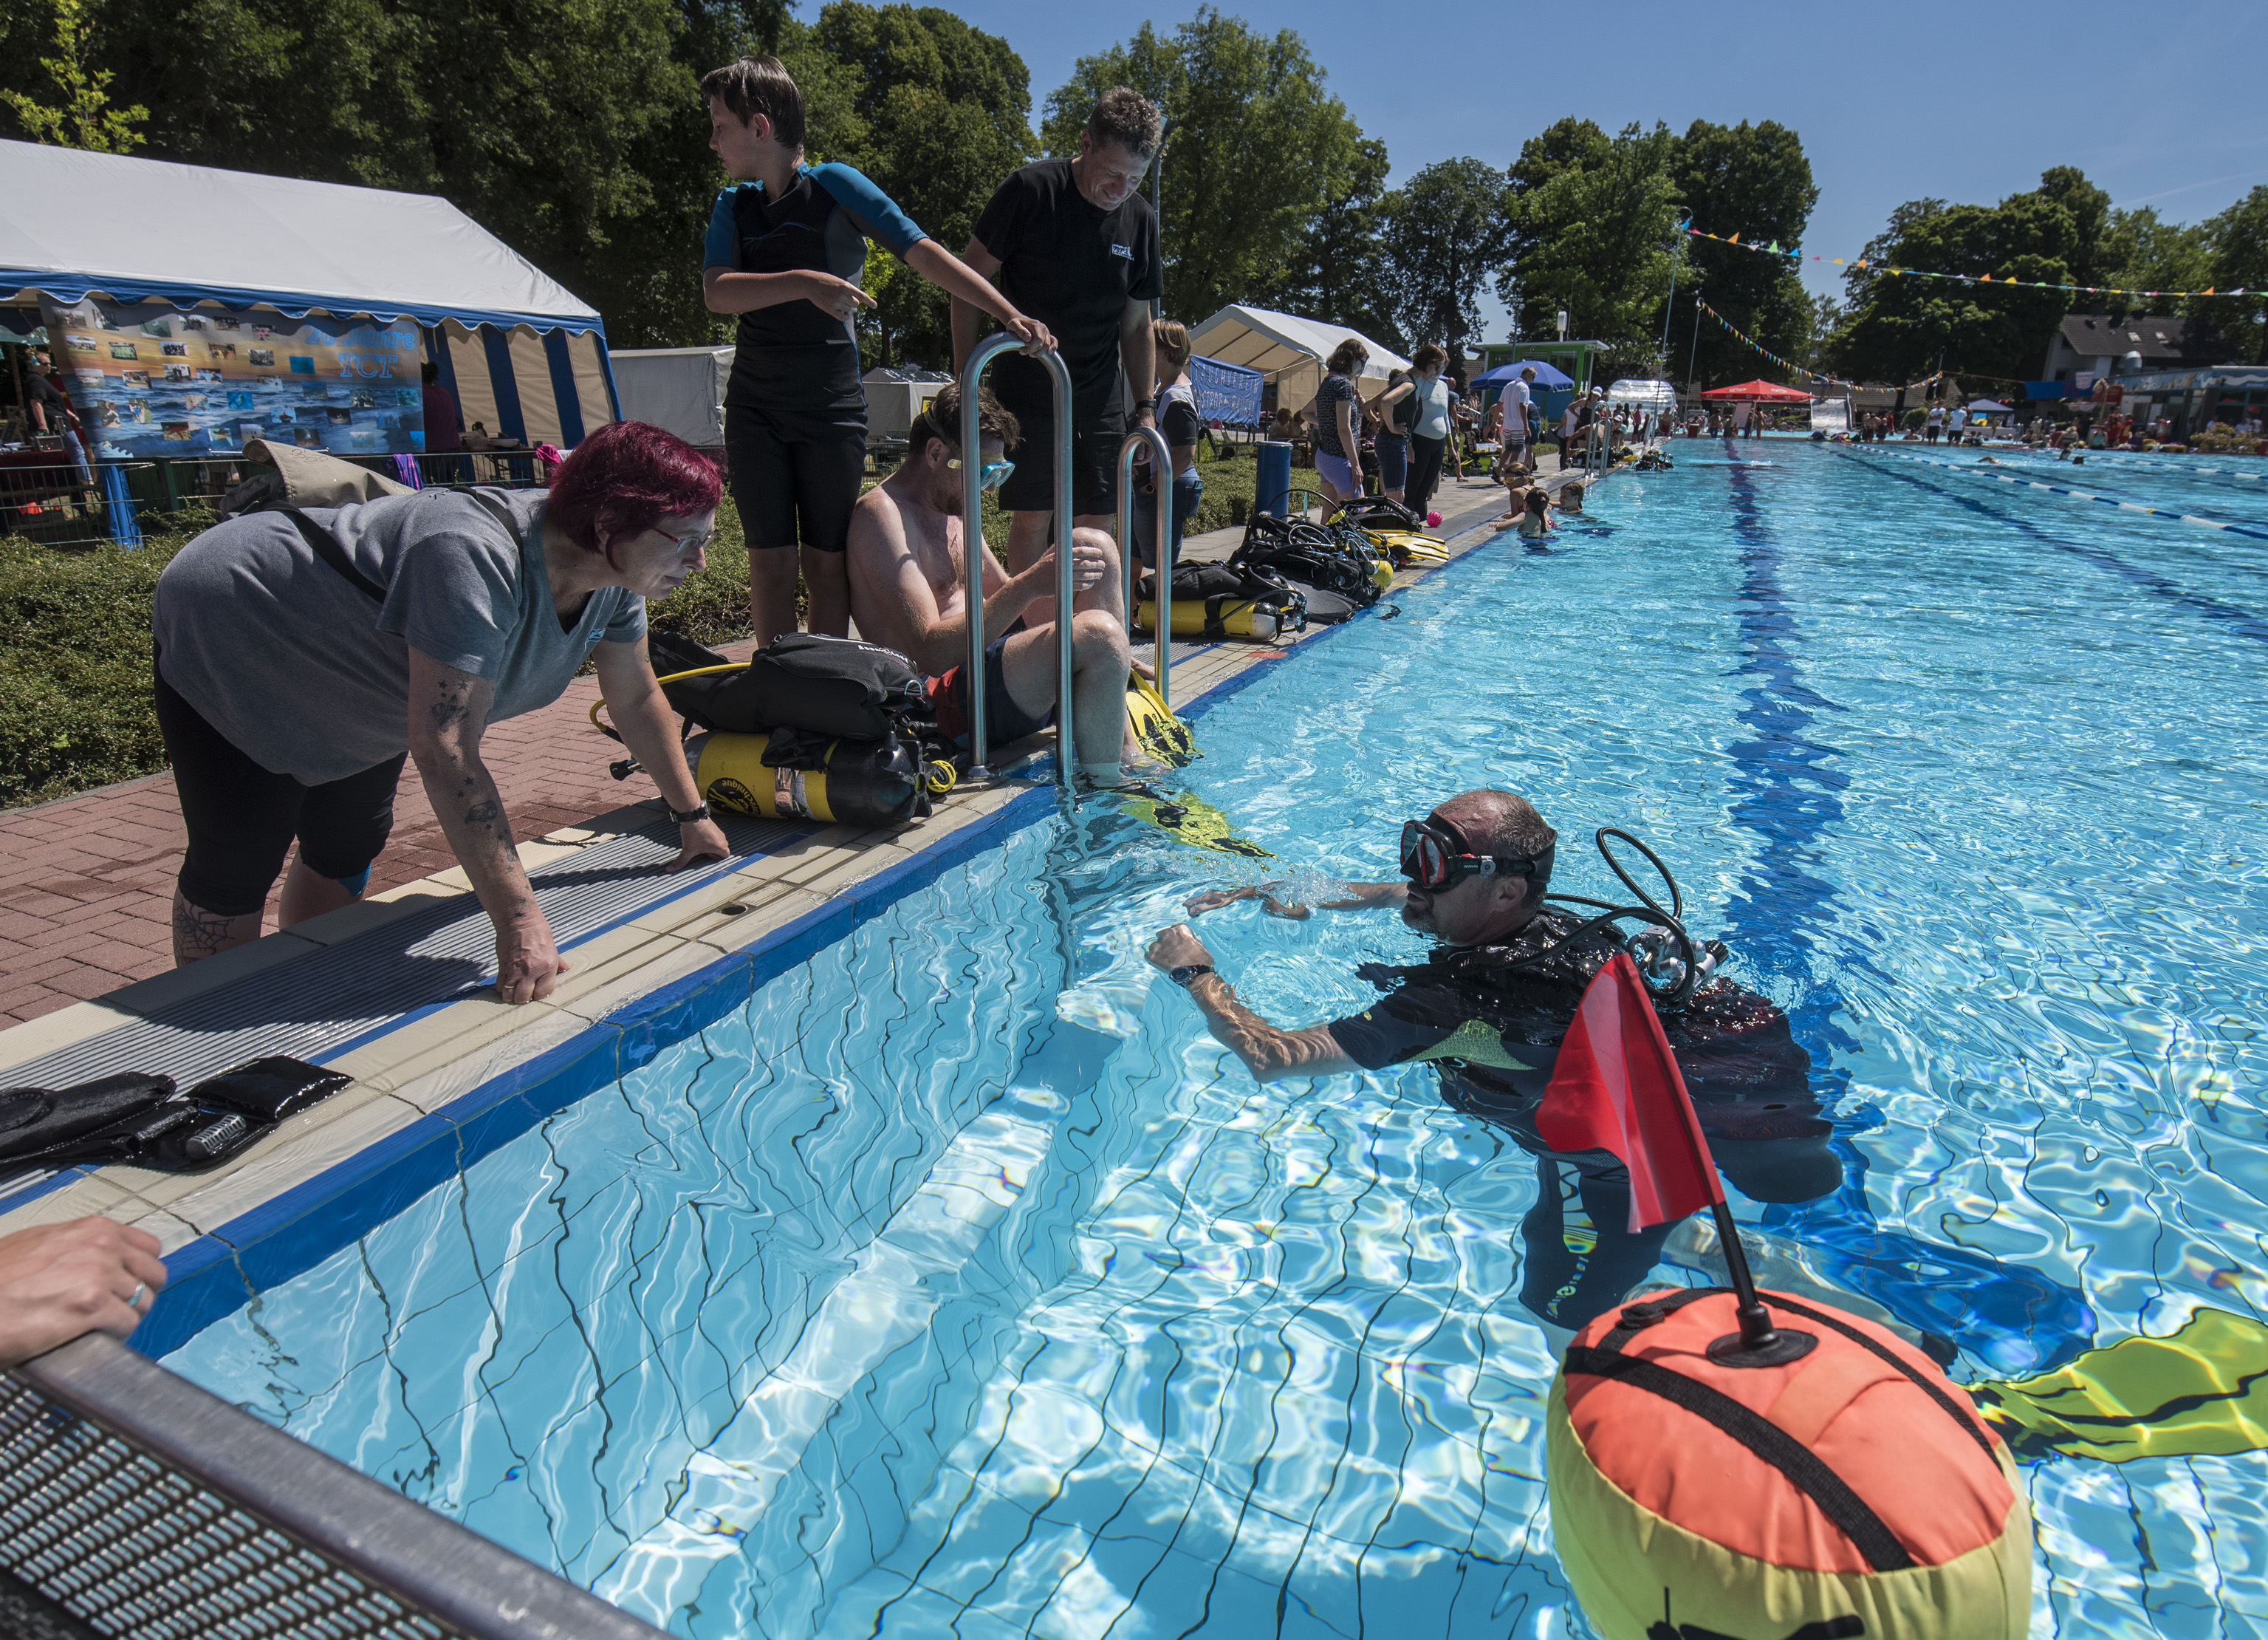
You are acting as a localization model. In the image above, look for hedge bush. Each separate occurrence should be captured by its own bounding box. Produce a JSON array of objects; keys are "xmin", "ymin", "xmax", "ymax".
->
[{"xmin": 1, "ymin": 520, "xmax": 204, "ymax": 807}]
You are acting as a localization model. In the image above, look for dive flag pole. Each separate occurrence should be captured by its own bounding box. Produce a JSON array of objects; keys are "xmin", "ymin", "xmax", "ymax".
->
[{"xmin": 1536, "ymin": 954, "xmax": 1816, "ymax": 1367}]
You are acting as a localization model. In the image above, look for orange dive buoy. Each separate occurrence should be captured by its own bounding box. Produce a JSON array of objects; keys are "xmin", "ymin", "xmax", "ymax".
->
[{"xmin": 1547, "ymin": 1285, "xmax": 2031, "ymax": 1639}]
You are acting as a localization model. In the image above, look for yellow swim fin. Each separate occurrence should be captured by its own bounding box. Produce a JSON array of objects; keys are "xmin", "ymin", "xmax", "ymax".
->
[
  {"xmin": 1969, "ymin": 1306, "xmax": 2268, "ymax": 1463},
  {"xmin": 1125, "ymin": 672, "xmax": 1199, "ymax": 768},
  {"xmin": 1113, "ymin": 785, "xmax": 1273, "ymax": 858}
]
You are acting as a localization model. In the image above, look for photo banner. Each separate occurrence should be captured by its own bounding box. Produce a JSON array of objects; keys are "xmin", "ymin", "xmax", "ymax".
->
[{"xmin": 38, "ymin": 297, "xmax": 425, "ymax": 459}]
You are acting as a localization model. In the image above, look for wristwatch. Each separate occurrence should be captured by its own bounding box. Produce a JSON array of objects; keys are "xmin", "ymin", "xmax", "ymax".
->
[
  {"xmin": 1168, "ymin": 963, "xmax": 1215, "ymax": 988},
  {"xmin": 669, "ymin": 802, "xmax": 712, "ymax": 824}
]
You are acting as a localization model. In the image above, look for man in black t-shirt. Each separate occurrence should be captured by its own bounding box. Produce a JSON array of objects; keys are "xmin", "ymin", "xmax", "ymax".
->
[
  {"xmin": 953, "ymin": 87, "xmax": 1165, "ymax": 599},
  {"xmin": 1145, "ymin": 788, "xmax": 1839, "ymax": 1333}
]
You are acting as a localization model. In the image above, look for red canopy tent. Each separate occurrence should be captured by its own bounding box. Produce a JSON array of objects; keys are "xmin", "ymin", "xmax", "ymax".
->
[{"xmin": 1699, "ymin": 380, "xmax": 1815, "ymax": 402}]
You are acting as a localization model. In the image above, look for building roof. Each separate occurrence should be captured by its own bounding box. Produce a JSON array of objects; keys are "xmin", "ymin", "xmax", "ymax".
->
[
  {"xmin": 0, "ymin": 138, "xmax": 601, "ymax": 333},
  {"xmin": 2054, "ymin": 313, "xmax": 2209, "ymax": 362}
]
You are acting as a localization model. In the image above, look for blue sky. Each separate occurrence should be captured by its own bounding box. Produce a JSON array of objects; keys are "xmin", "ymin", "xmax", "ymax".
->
[{"xmin": 946, "ymin": 0, "xmax": 2267, "ymax": 336}]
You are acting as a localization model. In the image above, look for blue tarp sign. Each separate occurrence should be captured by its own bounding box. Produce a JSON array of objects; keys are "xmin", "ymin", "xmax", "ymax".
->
[
  {"xmin": 100, "ymin": 460, "xmax": 141, "ymax": 549},
  {"xmin": 1190, "ymin": 354, "xmax": 1264, "ymax": 427}
]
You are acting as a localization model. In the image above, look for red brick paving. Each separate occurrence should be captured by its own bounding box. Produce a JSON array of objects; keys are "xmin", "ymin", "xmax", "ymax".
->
[{"xmin": 0, "ymin": 639, "xmax": 758, "ymax": 1026}]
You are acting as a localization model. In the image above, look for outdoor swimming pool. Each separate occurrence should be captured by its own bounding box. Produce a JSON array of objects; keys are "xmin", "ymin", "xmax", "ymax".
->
[{"xmin": 165, "ymin": 442, "xmax": 2268, "ymax": 1638}]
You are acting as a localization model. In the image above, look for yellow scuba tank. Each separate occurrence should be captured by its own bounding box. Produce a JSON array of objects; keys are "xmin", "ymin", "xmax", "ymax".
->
[
  {"xmin": 695, "ymin": 730, "xmax": 927, "ymax": 826},
  {"xmin": 1367, "ymin": 553, "xmax": 1395, "ymax": 590},
  {"xmin": 1135, "ymin": 596, "xmax": 1303, "ymax": 642},
  {"xmin": 1125, "ymin": 673, "xmax": 1198, "ymax": 768}
]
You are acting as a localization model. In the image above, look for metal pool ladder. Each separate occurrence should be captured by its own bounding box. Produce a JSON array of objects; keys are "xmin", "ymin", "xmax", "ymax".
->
[{"xmin": 956, "ymin": 338, "xmax": 1175, "ymax": 787}]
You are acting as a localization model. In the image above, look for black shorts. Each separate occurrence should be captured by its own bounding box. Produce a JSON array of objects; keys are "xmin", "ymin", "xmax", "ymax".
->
[
  {"xmin": 724, "ymin": 403, "xmax": 867, "ymax": 554},
  {"xmin": 992, "ymin": 375, "xmax": 1124, "ymax": 519},
  {"xmin": 925, "ymin": 632, "xmax": 1053, "ymax": 751},
  {"xmin": 155, "ymin": 663, "xmax": 405, "ymax": 918}
]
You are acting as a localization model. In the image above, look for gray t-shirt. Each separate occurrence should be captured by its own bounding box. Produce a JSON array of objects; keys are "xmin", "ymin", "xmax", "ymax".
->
[{"xmin": 154, "ymin": 487, "xmax": 645, "ymax": 784}]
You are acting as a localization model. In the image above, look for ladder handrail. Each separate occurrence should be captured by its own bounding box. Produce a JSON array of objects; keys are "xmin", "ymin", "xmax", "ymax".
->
[
  {"xmin": 957, "ymin": 336, "xmax": 1076, "ymax": 782},
  {"xmin": 1115, "ymin": 426, "xmax": 1174, "ymax": 714}
]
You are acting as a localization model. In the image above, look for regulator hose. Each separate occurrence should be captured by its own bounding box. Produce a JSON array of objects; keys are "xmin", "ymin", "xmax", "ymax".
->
[{"xmin": 1491, "ymin": 827, "xmax": 1725, "ymax": 1010}]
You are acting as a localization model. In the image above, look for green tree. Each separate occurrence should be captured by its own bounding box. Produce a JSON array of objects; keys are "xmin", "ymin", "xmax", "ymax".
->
[
  {"xmin": 1670, "ymin": 119, "xmax": 1817, "ymax": 386},
  {"xmin": 1257, "ymin": 135, "xmax": 1397, "ymax": 345},
  {"xmin": 2100, "ymin": 205, "xmax": 2211, "ymax": 298},
  {"xmin": 813, "ymin": 2, "xmax": 1032, "ymax": 366},
  {"xmin": 1039, "ymin": 7, "xmax": 1363, "ymax": 327},
  {"xmin": 0, "ymin": 0, "xmax": 148, "ymax": 152},
  {"xmin": 1377, "ymin": 158, "xmax": 1508, "ymax": 361},
  {"xmin": 1500, "ymin": 118, "xmax": 1682, "ymax": 360},
  {"xmin": 1826, "ymin": 192, "xmax": 2075, "ymax": 382},
  {"xmin": 2203, "ymin": 185, "xmax": 2268, "ymax": 363},
  {"xmin": 2035, "ymin": 165, "xmax": 2111, "ymax": 290},
  {"xmin": 1, "ymin": 0, "xmax": 741, "ymax": 348}
]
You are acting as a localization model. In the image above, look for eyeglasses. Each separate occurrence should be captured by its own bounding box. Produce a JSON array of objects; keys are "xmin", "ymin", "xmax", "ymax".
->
[
  {"xmin": 947, "ymin": 455, "xmax": 1015, "ymax": 491},
  {"xmin": 654, "ymin": 525, "xmax": 714, "ymax": 559},
  {"xmin": 1399, "ymin": 816, "xmax": 1548, "ymax": 892}
]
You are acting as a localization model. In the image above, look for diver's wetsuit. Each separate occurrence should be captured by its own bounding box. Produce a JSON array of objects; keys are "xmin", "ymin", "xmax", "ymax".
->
[
  {"xmin": 703, "ymin": 165, "xmax": 927, "ymax": 556},
  {"xmin": 1323, "ymin": 909, "xmax": 1837, "ymax": 1330}
]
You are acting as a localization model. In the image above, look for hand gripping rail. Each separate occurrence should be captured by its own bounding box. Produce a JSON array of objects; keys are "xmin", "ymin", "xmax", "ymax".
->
[
  {"xmin": 1115, "ymin": 426, "xmax": 1174, "ymax": 714},
  {"xmin": 1, "ymin": 1331, "xmax": 668, "ymax": 1639},
  {"xmin": 959, "ymin": 335, "xmax": 1076, "ymax": 785}
]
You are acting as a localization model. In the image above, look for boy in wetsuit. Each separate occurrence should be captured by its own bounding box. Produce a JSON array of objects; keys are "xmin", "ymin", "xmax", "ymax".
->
[
  {"xmin": 1146, "ymin": 789, "xmax": 1840, "ymax": 1333},
  {"xmin": 700, "ymin": 56, "xmax": 1052, "ymax": 644},
  {"xmin": 950, "ymin": 86, "xmax": 1165, "ymax": 598}
]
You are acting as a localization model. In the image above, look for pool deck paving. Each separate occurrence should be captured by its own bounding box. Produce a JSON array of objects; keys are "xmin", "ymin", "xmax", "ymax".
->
[{"xmin": 0, "ymin": 465, "xmax": 1563, "ymax": 1274}]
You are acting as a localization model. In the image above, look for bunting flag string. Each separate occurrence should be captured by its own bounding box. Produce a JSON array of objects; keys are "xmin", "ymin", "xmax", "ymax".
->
[
  {"xmin": 1696, "ymin": 297, "xmax": 1849, "ymax": 388},
  {"xmin": 1682, "ymin": 224, "xmax": 2252, "ymax": 304}
]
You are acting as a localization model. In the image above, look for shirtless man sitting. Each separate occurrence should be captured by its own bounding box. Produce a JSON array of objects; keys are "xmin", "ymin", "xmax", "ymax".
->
[{"xmin": 846, "ymin": 383, "xmax": 1143, "ymax": 787}]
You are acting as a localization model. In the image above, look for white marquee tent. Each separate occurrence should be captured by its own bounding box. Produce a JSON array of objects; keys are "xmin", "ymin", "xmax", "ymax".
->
[
  {"xmin": 1188, "ymin": 304, "xmax": 1411, "ymax": 410},
  {"xmin": 0, "ymin": 139, "xmax": 617, "ymax": 448}
]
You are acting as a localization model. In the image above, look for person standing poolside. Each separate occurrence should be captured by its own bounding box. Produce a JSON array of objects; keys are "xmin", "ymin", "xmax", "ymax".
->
[
  {"xmin": 1129, "ymin": 319, "xmax": 1203, "ymax": 570},
  {"xmin": 702, "ymin": 55, "xmax": 1049, "ymax": 646},
  {"xmin": 1503, "ymin": 366, "xmax": 1537, "ymax": 470},
  {"xmin": 1925, "ymin": 402, "xmax": 1944, "ymax": 443},
  {"xmin": 1303, "ymin": 338, "xmax": 1369, "ymax": 507},
  {"xmin": 1368, "ymin": 365, "xmax": 1416, "ymax": 504},
  {"xmin": 952, "ymin": 86, "xmax": 1164, "ymax": 607},
  {"xmin": 151, "ymin": 424, "xmax": 731, "ymax": 1001},
  {"xmin": 1402, "ymin": 345, "xmax": 1453, "ymax": 517}
]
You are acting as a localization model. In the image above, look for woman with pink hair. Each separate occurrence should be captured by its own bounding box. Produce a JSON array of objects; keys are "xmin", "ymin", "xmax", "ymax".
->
[{"xmin": 150, "ymin": 422, "xmax": 730, "ymax": 1002}]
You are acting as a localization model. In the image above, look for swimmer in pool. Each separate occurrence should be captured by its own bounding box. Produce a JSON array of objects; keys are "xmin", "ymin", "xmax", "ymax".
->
[{"xmin": 1146, "ymin": 788, "xmax": 1839, "ymax": 1334}]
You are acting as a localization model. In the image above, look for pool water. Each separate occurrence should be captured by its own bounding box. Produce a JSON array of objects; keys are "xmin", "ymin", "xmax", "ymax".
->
[{"xmin": 168, "ymin": 443, "xmax": 2268, "ymax": 1638}]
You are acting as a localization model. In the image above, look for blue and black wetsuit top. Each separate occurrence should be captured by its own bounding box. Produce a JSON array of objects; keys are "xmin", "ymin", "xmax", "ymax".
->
[{"xmin": 702, "ymin": 163, "xmax": 927, "ymax": 434}]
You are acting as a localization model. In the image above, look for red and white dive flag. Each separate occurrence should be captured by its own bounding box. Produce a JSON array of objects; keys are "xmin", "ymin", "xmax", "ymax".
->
[{"xmin": 1536, "ymin": 954, "xmax": 1723, "ymax": 1233}]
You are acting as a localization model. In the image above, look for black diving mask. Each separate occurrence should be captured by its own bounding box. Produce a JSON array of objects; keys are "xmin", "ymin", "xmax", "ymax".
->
[{"xmin": 1399, "ymin": 817, "xmax": 1551, "ymax": 892}]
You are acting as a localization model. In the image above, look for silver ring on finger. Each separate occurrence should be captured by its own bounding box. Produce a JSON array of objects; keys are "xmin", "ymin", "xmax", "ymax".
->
[{"xmin": 129, "ymin": 1281, "xmax": 145, "ymax": 1308}]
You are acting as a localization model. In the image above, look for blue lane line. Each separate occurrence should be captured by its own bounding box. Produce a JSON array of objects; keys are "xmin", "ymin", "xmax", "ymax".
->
[
  {"xmin": 1718, "ymin": 459, "xmax": 1857, "ymax": 980},
  {"xmin": 1859, "ymin": 456, "xmax": 2268, "ymax": 647},
  {"xmin": 1867, "ymin": 449, "xmax": 2268, "ymax": 540}
]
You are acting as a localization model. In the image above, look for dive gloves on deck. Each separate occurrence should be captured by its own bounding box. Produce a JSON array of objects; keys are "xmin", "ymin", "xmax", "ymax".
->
[{"xmin": 0, "ymin": 1055, "xmax": 349, "ymax": 1175}]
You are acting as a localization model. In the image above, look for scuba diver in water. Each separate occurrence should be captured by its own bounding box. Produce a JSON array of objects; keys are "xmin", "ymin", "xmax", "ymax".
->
[{"xmin": 1146, "ymin": 787, "xmax": 1842, "ymax": 1336}]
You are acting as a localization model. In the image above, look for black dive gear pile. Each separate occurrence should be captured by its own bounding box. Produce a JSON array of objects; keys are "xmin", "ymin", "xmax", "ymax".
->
[
  {"xmin": 1228, "ymin": 512, "xmax": 1383, "ymax": 619},
  {"xmin": 1137, "ymin": 559, "xmax": 1309, "ymax": 640},
  {"xmin": 634, "ymin": 629, "xmax": 948, "ymax": 824},
  {"xmin": 0, "ymin": 1056, "xmax": 349, "ymax": 1176},
  {"xmin": 1503, "ymin": 828, "xmax": 1728, "ymax": 1011},
  {"xmin": 653, "ymin": 631, "xmax": 931, "ymax": 742}
]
